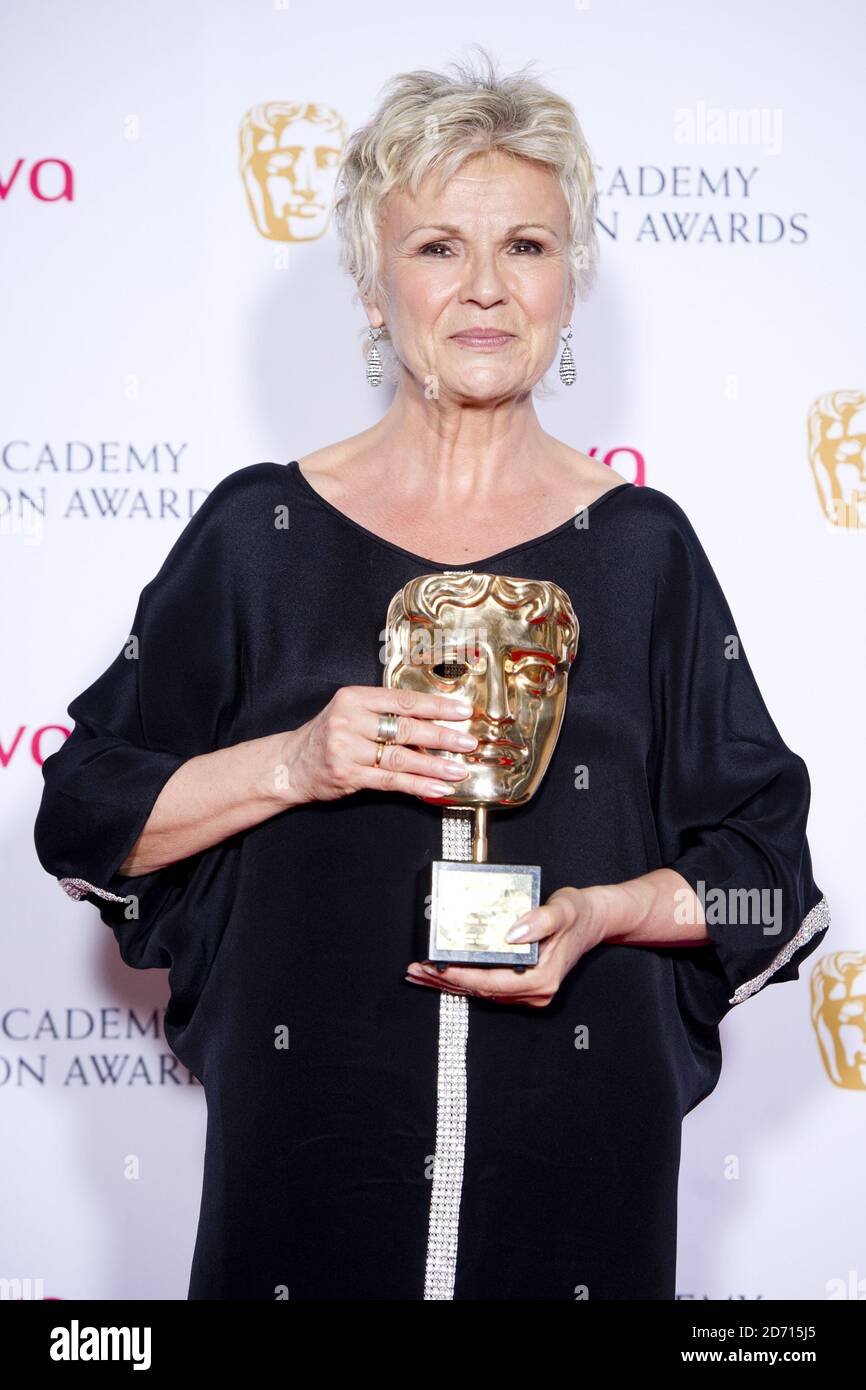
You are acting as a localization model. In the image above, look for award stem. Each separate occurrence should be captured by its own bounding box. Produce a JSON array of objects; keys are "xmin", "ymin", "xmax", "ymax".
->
[{"xmin": 472, "ymin": 804, "xmax": 488, "ymax": 864}]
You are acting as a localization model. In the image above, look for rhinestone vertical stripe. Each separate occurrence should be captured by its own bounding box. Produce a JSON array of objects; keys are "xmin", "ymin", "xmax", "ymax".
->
[
  {"xmin": 58, "ymin": 877, "xmax": 130, "ymax": 903},
  {"xmin": 423, "ymin": 807, "xmax": 473, "ymax": 1300},
  {"xmin": 728, "ymin": 894, "xmax": 831, "ymax": 1004}
]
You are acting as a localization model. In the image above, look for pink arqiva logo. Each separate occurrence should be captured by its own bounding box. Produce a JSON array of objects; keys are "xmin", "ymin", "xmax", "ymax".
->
[
  {"xmin": 0, "ymin": 158, "xmax": 74, "ymax": 202},
  {"xmin": 586, "ymin": 447, "xmax": 645, "ymax": 486},
  {"xmin": 0, "ymin": 726, "xmax": 70, "ymax": 767}
]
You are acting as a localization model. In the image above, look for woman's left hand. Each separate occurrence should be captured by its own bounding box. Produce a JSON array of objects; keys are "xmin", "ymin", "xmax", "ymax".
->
[{"xmin": 405, "ymin": 886, "xmax": 607, "ymax": 1008}]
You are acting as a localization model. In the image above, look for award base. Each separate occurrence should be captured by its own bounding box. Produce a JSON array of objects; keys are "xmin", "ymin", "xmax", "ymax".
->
[{"xmin": 424, "ymin": 859, "xmax": 540, "ymax": 968}]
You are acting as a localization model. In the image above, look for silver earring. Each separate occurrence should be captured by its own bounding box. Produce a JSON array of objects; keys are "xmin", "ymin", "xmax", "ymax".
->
[
  {"xmin": 366, "ymin": 326, "xmax": 384, "ymax": 387},
  {"xmin": 559, "ymin": 325, "xmax": 576, "ymax": 386}
]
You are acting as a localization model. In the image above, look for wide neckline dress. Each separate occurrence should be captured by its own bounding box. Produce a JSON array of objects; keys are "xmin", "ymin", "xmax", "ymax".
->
[{"xmin": 33, "ymin": 459, "xmax": 830, "ymax": 1300}]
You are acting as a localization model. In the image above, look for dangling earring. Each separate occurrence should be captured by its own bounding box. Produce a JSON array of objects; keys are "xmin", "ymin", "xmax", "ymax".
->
[
  {"xmin": 559, "ymin": 325, "xmax": 576, "ymax": 386},
  {"xmin": 366, "ymin": 326, "xmax": 385, "ymax": 387}
]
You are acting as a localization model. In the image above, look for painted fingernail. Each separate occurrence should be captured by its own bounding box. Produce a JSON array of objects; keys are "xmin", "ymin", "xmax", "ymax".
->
[
  {"xmin": 430, "ymin": 782, "xmax": 457, "ymax": 796},
  {"xmin": 450, "ymin": 701, "xmax": 474, "ymax": 715},
  {"xmin": 505, "ymin": 917, "xmax": 530, "ymax": 942}
]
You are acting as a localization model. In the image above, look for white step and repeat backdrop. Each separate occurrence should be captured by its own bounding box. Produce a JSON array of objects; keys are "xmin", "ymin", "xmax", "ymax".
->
[{"xmin": 3, "ymin": 0, "xmax": 863, "ymax": 1301}]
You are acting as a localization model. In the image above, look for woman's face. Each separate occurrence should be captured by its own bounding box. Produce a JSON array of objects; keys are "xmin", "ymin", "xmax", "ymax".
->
[{"xmin": 370, "ymin": 149, "xmax": 575, "ymax": 402}]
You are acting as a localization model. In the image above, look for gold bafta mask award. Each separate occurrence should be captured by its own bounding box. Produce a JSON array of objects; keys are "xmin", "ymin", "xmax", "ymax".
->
[{"xmin": 383, "ymin": 571, "xmax": 579, "ymax": 969}]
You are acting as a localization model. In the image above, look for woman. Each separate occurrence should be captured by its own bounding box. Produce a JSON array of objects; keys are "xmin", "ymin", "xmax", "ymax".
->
[{"xmin": 33, "ymin": 50, "xmax": 830, "ymax": 1300}]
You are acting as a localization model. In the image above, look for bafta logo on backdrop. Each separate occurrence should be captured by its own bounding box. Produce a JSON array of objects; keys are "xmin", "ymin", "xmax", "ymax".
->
[
  {"xmin": 811, "ymin": 954, "xmax": 866, "ymax": 1089},
  {"xmin": 808, "ymin": 391, "xmax": 866, "ymax": 529},
  {"xmin": 240, "ymin": 101, "xmax": 347, "ymax": 242}
]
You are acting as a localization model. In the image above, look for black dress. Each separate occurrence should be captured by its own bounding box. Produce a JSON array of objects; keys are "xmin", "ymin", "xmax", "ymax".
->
[{"xmin": 33, "ymin": 459, "xmax": 830, "ymax": 1300}]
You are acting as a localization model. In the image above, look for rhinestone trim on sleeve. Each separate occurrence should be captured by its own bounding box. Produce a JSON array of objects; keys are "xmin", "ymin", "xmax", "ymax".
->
[
  {"xmin": 58, "ymin": 876, "xmax": 130, "ymax": 903},
  {"xmin": 423, "ymin": 806, "xmax": 473, "ymax": 1301},
  {"xmin": 728, "ymin": 894, "xmax": 831, "ymax": 1004}
]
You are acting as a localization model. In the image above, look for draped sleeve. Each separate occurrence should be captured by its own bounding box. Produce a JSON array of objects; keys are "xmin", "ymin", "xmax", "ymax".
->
[
  {"xmin": 32, "ymin": 466, "xmax": 254, "ymax": 1043},
  {"xmin": 649, "ymin": 498, "xmax": 830, "ymax": 1013}
]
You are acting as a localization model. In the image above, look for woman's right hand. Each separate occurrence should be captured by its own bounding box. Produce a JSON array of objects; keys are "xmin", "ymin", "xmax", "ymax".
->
[{"xmin": 281, "ymin": 686, "xmax": 478, "ymax": 805}]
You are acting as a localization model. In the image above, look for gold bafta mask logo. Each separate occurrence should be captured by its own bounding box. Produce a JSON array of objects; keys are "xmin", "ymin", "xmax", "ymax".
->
[
  {"xmin": 808, "ymin": 390, "xmax": 866, "ymax": 529},
  {"xmin": 383, "ymin": 571, "xmax": 579, "ymax": 807},
  {"xmin": 239, "ymin": 102, "xmax": 347, "ymax": 242},
  {"xmin": 811, "ymin": 952, "xmax": 866, "ymax": 1088}
]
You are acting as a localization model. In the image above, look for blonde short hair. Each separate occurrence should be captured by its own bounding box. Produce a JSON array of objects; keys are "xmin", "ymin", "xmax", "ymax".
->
[{"xmin": 333, "ymin": 45, "xmax": 599, "ymax": 317}]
